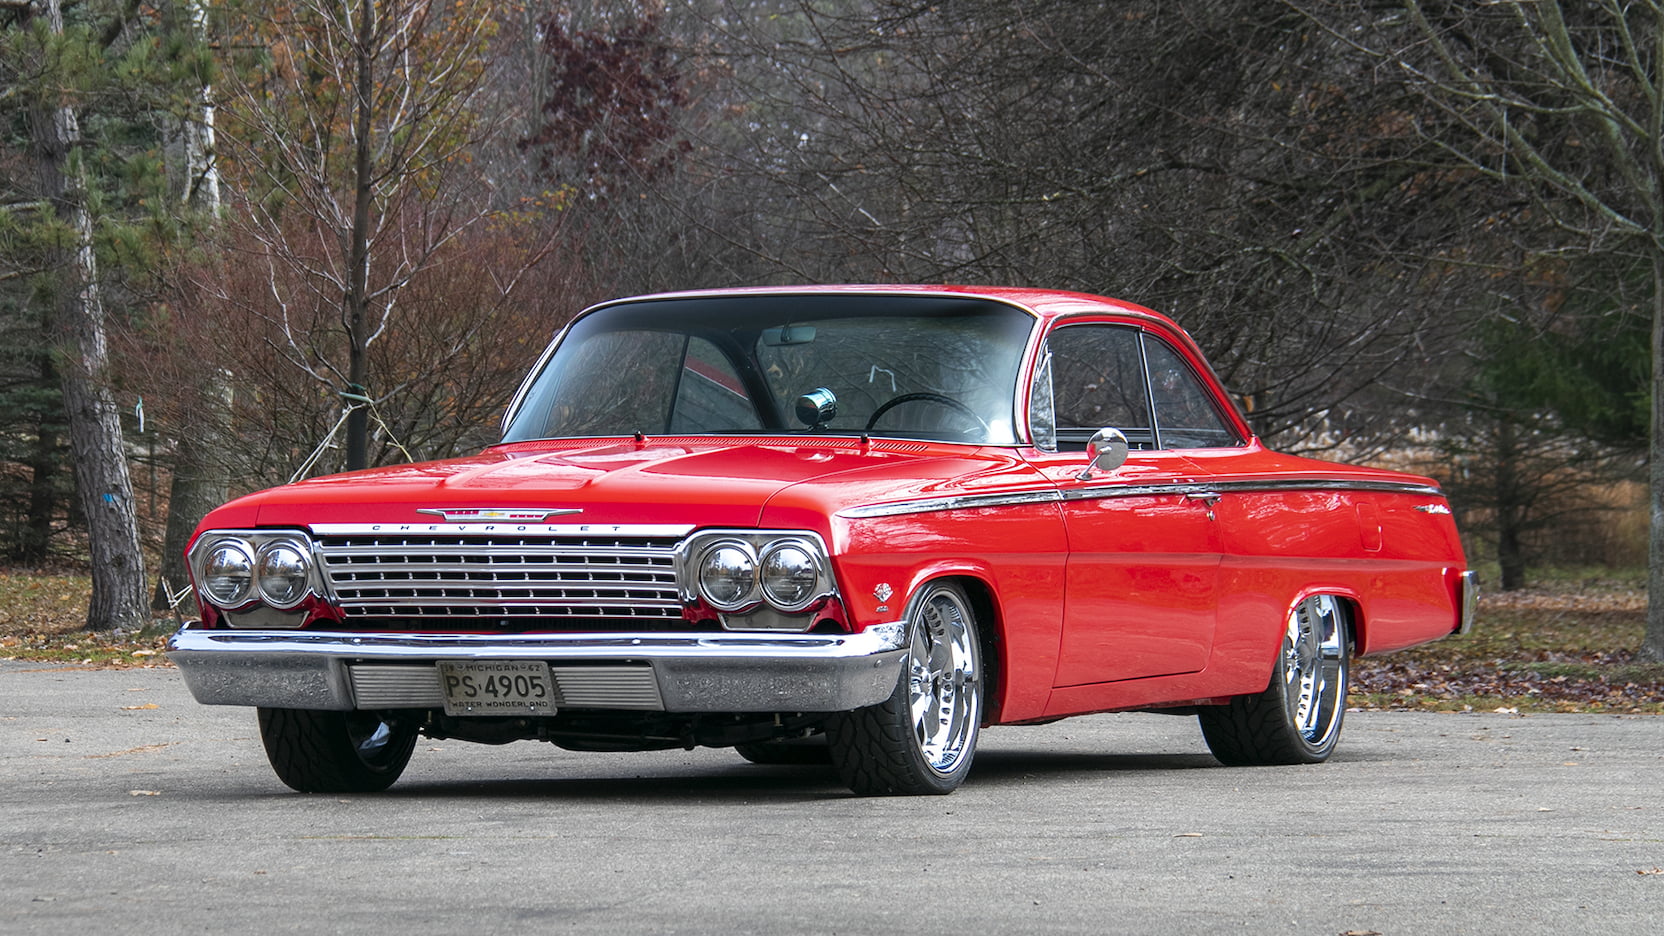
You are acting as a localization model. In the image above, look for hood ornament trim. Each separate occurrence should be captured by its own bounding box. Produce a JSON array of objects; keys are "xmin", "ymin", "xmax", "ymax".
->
[{"xmin": 416, "ymin": 507, "xmax": 582, "ymax": 523}]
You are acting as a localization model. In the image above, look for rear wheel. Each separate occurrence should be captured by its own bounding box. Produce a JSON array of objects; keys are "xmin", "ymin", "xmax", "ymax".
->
[
  {"xmin": 257, "ymin": 708, "xmax": 418, "ymax": 793},
  {"xmin": 827, "ymin": 580, "xmax": 984, "ymax": 795},
  {"xmin": 1199, "ymin": 595, "xmax": 1350, "ymax": 766}
]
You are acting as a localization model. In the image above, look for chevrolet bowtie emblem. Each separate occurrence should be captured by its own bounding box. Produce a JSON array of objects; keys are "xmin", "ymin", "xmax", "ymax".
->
[{"xmin": 415, "ymin": 507, "xmax": 583, "ymax": 523}]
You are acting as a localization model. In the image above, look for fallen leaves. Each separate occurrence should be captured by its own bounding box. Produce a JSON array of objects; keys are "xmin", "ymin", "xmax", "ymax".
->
[{"xmin": 1350, "ymin": 586, "xmax": 1664, "ymax": 713}]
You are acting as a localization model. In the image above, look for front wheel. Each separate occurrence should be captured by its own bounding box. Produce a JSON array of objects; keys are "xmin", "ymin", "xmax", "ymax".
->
[
  {"xmin": 257, "ymin": 708, "xmax": 418, "ymax": 793},
  {"xmin": 1198, "ymin": 594, "xmax": 1350, "ymax": 766},
  {"xmin": 827, "ymin": 580, "xmax": 984, "ymax": 795}
]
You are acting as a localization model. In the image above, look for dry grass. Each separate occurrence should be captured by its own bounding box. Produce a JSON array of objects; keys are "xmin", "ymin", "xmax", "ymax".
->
[
  {"xmin": 4, "ymin": 569, "xmax": 1662, "ymax": 711},
  {"xmin": 0, "ymin": 570, "xmax": 173, "ymax": 667}
]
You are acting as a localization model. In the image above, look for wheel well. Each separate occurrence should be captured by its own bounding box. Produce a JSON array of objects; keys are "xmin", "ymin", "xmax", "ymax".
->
[{"xmin": 937, "ymin": 574, "xmax": 1004, "ymax": 723}]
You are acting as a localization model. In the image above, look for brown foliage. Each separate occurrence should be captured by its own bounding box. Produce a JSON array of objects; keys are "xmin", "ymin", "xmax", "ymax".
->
[
  {"xmin": 520, "ymin": 7, "xmax": 692, "ymax": 202},
  {"xmin": 117, "ymin": 217, "xmax": 598, "ymax": 493}
]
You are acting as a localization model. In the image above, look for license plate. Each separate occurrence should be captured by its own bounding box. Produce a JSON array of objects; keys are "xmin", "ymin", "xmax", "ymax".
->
[{"xmin": 437, "ymin": 661, "xmax": 556, "ymax": 716}]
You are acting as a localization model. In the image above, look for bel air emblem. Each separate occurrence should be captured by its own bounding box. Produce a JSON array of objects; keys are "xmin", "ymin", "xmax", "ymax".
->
[{"xmin": 416, "ymin": 507, "xmax": 582, "ymax": 523}]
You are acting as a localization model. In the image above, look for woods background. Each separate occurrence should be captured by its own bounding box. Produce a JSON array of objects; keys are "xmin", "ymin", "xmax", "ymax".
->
[{"xmin": 1, "ymin": 0, "xmax": 1657, "ymax": 650}]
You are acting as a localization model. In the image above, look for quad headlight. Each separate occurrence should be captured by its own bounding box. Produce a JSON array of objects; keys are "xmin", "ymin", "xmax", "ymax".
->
[
  {"xmin": 255, "ymin": 542, "xmax": 312, "ymax": 609},
  {"xmin": 191, "ymin": 531, "xmax": 318, "ymax": 612},
  {"xmin": 683, "ymin": 531, "xmax": 833, "ymax": 622},
  {"xmin": 200, "ymin": 541, "xmax": 255, "ymax": 607},
  {"xmin": 759, "ymin": 542, "xmax": 820, "ymax": 612},
  {"xmin": 697, "ymin": 542, "xmax": 758, "ymax": 611}
]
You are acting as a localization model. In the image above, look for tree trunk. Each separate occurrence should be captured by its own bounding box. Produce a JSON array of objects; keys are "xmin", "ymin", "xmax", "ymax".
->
[
  {"xmin": 153, "ymin": 384, "xmax": 231, "ymax": 613},
  {"xmin": 153, "ymin": 0, "xmax": 229, "ymax": 614},
  {"xmin": 1494, "ymin": 413, "xmax": 1526, "ymax": 591},
  {"xmin": 179, "ymin": 0, "xmax": 220, "ymax": 212},
  {"xmin": 29, "ymin": 0, "xmax": 148, "ymax": 631},
  {"xmin": 344, "ymin": 0, "xmax": 377, "ymax": 472},
  {"xmin": 1644, "ymin": 247, "xmax": 1664, "ymax": 660}
]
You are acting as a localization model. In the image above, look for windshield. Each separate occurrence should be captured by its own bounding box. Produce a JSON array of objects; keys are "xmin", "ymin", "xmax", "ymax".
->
[{"xmin": 502, "ymin": 294, "xmax": 1036, "ymax": 444}]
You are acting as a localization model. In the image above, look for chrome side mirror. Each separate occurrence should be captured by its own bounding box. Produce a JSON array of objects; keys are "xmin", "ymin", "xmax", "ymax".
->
[{"xmin": 1077, "ymin": 427, "xmax": 1129, "ymax": 480}]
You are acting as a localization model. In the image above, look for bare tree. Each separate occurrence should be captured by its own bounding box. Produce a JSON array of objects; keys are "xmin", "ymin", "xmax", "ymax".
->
[
  {"xmin": 1289, "ymin": 0, "xmax": 1664, "ymax": 656},
  {"xmin": 640, "ymin": 0, "xmax": 1498, "ymax": 456},
  {"xmin": 218, "ymin": 0, "xmax": 501, "ymax": 473}
]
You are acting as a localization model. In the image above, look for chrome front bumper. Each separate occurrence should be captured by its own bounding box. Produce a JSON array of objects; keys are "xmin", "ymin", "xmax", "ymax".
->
[{"xmin": 167, "ymin": 625, "xmax": 907, "ymax": 714}]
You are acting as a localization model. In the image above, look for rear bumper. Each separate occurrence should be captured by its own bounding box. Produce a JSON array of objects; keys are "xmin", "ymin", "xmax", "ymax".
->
[
  {"xmin": 1456, "ymin": 569, "xmax": 1479, "ymax": 636},
  {"xmin": 166, "ymin": 625, "xmax": 906, "ymax": 714}
]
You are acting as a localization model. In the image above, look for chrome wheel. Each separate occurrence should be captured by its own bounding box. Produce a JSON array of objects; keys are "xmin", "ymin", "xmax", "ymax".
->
[
  {"xmin": 907, "ymin": 584, "xmax": 982, "ymax": 777},
  {"xmin": 1282, "ymin": 594, "xmax": 1346, "ymax": 749},
  {"xmin": 1198, "ymin": 594, "xmax": 1350, "ymax": 766},
  {"xmin": 827, "ymin": 580, "xmax": 985, "ymax": 794}
]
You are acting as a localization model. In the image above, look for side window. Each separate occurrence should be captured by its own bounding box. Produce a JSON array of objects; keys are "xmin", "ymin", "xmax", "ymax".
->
[
  {"xmin": 671, "ymin": 337, "xmax": 762, "ymax": 432},
  {"xmin": 1047, "ymin": 325, "xmax": 1153, "ymax": 448},
  {"xmin": 1145, "ymin": 338, "xmax": 1239, "ymax": 449}
]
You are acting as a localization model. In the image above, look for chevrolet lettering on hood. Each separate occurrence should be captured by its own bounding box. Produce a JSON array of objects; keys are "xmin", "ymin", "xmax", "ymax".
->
[{"xmin": 168, "ymin": 285, "xmax": 1475, "ymax": 797}]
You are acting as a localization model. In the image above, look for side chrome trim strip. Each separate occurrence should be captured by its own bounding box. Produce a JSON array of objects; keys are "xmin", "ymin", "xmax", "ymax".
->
[
  {"xmin": 840, "ymin": 477, "xmax": 1445, "ymax": 519},
  {"xmin": 1065, "ymin": 478, "xmax": 1447, "ymax": 502},
  {"xmin": 1213, "ymin": 478, "xmax": 1446, "ymax": 497},
  {"xmin": 839, "ymin": 490, "xmax": 1064, "ymax": 519}
]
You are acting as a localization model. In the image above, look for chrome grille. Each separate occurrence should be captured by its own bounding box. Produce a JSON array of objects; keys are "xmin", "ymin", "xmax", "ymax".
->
[{"xmin": 313, "ymin": 524, "xmax": 687, "ymax": 622}]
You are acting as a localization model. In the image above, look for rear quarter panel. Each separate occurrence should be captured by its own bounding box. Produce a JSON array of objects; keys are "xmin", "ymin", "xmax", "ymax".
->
[{"xmin": 1195, "ymin": 447, "xmax": 1466, "ymax": 669}]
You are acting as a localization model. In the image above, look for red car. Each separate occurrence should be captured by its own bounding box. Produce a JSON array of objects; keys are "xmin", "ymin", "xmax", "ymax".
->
[{"xmin": 168, "ymin": 286, "xmax": 1474, "ymax": 795}]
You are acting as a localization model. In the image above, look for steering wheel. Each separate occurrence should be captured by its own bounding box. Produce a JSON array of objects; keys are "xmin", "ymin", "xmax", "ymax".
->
[{"xmin": 863, "ymin": 392, "xmax": 992, "ymax": 439}]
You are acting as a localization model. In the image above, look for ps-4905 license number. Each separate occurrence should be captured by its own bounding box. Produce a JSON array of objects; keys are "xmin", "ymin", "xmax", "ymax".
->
[{"xmin": 437, "ymin": 660, "xmax": 555, "ymax": 716}]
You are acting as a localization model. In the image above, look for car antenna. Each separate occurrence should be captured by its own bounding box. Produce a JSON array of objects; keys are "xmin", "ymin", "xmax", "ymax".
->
[{"xmin": 633, "ymin": 429, "xmax": 646, "ymax": 447}]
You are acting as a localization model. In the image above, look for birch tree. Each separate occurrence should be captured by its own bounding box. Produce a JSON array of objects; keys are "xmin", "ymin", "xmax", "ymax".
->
[{"xmin": 152, "ymin": 0, "xmax": 229, "ymax": 613}]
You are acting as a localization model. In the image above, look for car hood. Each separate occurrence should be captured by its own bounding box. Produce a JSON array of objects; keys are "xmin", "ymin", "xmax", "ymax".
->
[{"xmin": 203, "ymin": 438, "xmax": 1047, "ymax": 532}]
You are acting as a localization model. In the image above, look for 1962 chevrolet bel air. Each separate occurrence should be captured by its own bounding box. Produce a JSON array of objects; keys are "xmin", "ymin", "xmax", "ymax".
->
[{"xmin": 168, "ymin": 286, "xmax": 1475, "ymax": 795}]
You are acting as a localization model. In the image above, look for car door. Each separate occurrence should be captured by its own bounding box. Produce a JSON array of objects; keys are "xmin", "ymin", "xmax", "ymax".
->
[{"xmin": 1030, "ymin": 322, "xmax": 1242, "ymax": 686}]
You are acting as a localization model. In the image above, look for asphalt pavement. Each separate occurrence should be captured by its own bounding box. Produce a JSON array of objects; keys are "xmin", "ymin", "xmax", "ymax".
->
[{"xmin": 2, "ymin": 660, "xmax": 1660, "ymax": 935}]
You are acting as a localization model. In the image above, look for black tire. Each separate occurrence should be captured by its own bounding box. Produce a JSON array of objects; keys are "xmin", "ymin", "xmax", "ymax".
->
[
  {"xmin": 734, "ymin": 737, "xmax": 833, "ymax": 766},
  {"xmin": 257, "ymin": 707, "xmax": 418, "ymax": 793},
  {"xmin": 826, "ymin": 580, "xmax": 984, "ymax": 795},
  {"xmin": 1199, "ymin": 595, "xmax": 1350, "ymax": 766}
]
